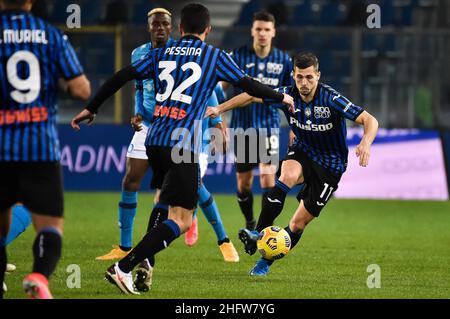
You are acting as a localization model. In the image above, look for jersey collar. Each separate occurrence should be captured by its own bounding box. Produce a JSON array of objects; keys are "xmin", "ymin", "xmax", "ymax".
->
[
  {"xmin": 247, "ymin": 43, "xmax": 274, "ymax": 59},
  {"xmin": 298, "ymin": 82, "xmax": 322, "ymax": 104},
  {"xmin": 180, "ymin": 34, "xmax": 203, "ymax": 42}
]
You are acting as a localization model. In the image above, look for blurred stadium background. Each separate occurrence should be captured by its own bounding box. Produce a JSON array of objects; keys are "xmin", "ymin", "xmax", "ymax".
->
[
  {"xmin": 24, "ymin": 0, "xmax": 448, "ymax": 200},
  {"xmin": 39, "ymin": 0, "xmax": 450, "ymax": 128},
  {"xmin": 3, "ymin": 0, "xmax": 450, "ymax": 299}
]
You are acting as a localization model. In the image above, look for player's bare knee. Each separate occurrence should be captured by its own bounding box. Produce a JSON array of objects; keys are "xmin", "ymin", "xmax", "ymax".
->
[
  {"xmin": 237, "ymin": 171, "xmax": 253, "ymax": 193},
  {"xmin": 168, "ymin": 208, "xmax": 193, "ymax": 233},
  {"xmin": 237, "ymin": 179, "xmax": 252, "ymax": 193},
  {"xmin": 260, "ymin": 174, "xmax": 275, "ymax": 189},
  {"xmin": 122, "ymin": 174, "xmax": 141, "ymax": 192},
  {"xmin": 279, "ymin": 171, "xmax": 299, "ymax": 188},
  {"xmin": 291, "ymin": 211, "xmax": 314, "ymax": 232},
  {"xmin": 32, "ymin": 215, "xmax": 64, "ymax": 235},
  {"xmin": 289, "ymin": 219, "xmax": 306, "ymax": 233},
  {"xmin": 174, "ymin": 217, "xmax": 191, "ymax": 234}
]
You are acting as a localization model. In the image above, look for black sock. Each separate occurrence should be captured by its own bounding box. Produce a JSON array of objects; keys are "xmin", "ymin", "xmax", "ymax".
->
[
  {"xmin": 237, "ymin": 191, "xmax": 254, "ymax": 222},
  {"xmin": 0, "ymin": 244, "xmax": 6, "ymax": 299},
  {"xmin": 217, "ymin": 237, "xmax": 230, "ymax": 245},
  {"xmin": 32, "ymin": 228, "xmax": 62, "ymax": 279},
  {"xmin": 147, "ymin": 203, "xmax": 169, "ymax": 233},
  {"xmin": 145, "ymin": 203, "xmax": 168, "ymax": 268},
  {"xmin": 118, "ymin": 220, "xmax": 180, "ymax": 273},
  {"xmin": 261, "ymin": 187, "xmax": 272, "ymax": 211},
  {"xmin": 284, "ymin": 225, "xmax": 303, "ymax": 249},
  {"xmin": 256, "ymin": 180, "xmax": 291, "ymax": 232}
]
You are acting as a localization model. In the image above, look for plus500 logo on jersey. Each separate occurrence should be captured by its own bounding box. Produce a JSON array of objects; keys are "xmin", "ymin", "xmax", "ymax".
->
[{"xmin": 290, "ymin": 117, "xmax": 333, "ymax": 131}]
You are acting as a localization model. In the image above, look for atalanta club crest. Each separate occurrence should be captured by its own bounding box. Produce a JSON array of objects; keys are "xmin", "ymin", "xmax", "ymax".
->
[{"xmin": 304, "ymin": 107, "xmax": 312, "ymax": 117}]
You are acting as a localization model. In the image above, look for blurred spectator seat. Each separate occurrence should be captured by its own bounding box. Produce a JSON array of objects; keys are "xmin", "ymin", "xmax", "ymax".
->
[{"xmin": 103, "ymin": 0, "xmax": 129, "ymax": 25}]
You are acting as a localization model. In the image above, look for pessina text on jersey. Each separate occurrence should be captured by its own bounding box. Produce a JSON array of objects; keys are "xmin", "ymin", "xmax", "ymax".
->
[{"xmin": 164, "ymin": 46, "xmax": 202, "ymax": 57}]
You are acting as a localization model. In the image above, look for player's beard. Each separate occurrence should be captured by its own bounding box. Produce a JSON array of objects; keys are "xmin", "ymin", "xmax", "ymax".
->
[{"xmin": 300, "ymin": 87, "xmax": 311, "ymax": 96}]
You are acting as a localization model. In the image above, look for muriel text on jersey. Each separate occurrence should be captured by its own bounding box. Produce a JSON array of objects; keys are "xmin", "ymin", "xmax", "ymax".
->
[{"xmin": 1, "ymin": 29, "xmax": 48, "ymax": 44}]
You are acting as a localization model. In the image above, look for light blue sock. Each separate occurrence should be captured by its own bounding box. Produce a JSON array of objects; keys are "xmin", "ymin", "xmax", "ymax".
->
[
  {"xmin": 6, "ymin": 205, "xmax": 32, "ymax": 246},
  {"xmin": 118, "ymin": 191, "xmax": 137, "ymax": 249},
  {"xmin": 198, "ymin": 184, "xmax": 227, "ymax": 242}
]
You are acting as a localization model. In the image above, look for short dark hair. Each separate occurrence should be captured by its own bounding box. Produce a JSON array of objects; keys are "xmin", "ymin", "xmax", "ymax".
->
[
  {"xmin": 180, "ymin": 3, "xmax": 210, "ymax": 34},
  {"xmin": 294, "ymin": 52, "xmax": 319, "ymax": 71},
  {"xmin": 253, "ymin": 11, "xmax": 276, "ymax": 26}
]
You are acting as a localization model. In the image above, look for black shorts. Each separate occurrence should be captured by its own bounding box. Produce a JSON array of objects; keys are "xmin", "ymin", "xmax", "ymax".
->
[
  {"xmin": 146, "ymin": 146, "xmax": 199, "ymax": 210},
  {"xmin": 234, "ymin": 128, "xmax": 279, "ymax": 173},
  {"xmin": 0, "ymin": 162, "xmax": 64, "ymax": 217},
  {"xmin": 285, "ymin": 147, "xmax": 341, "ymax": 217}
]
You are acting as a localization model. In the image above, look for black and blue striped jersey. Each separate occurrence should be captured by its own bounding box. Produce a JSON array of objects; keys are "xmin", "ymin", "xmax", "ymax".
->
[
  {"xmin": 0, "ymin": 9, "xmax": 84, "ymax": 162},
  {"xmin": 131, "ymin": 35, "xmax": 246, "ymax": 152},
  {"xmin": 268, "ymin": 83, "xmax": 364, "ymax": 175},
  {"xmin": 229, "ymin": 45, "xmax": 293, "ymax": 130}
]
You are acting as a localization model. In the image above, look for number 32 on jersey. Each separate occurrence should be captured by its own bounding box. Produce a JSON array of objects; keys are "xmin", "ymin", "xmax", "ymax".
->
[{"xmin": 156, "ymin": 61, "xmax": 202, "ymax": 105}]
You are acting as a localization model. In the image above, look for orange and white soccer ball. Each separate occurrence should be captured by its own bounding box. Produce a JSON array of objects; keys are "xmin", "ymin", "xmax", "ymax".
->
[{"xmin": 257, "ymin": 226, "xmax": 291, "ymax": 260}]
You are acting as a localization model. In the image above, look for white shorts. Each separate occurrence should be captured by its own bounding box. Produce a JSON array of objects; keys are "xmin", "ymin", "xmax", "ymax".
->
[
  {"xmin": 199, "ymin": 153, "xmax": 209, "ymax": 178},
  {"xmin": 127, "ymin": 125, "xmax": 149, "ymax": 160}
]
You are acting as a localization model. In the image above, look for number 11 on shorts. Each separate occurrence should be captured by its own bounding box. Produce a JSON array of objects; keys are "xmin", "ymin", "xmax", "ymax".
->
[{"xmin": 320, "ymin": 183, "xmax": 334, "ymax": 202}]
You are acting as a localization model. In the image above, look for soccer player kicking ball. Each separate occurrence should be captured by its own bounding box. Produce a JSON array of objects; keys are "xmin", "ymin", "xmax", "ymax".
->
[
  {"xmin": 72, "ymin": 3, "xmax": 293, "ymax": 294},
  {"xmin": 206, "ymin": 52, "xmax": 379, "ymax": 276}
]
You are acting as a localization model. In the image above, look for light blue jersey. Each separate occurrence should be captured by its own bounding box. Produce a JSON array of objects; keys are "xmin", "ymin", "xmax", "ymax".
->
[
  {"xmin": 131, "ymin": 42, "xmax": 155, "ymax": 127},
  {"xmin": 202, "ymin": 84, "xmax": 224, "ymax": 154}
]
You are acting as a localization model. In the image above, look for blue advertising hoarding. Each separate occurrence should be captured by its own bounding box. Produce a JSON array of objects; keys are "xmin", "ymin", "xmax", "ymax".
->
[
  {"xmin": 59, "ymin": 124, "xmax": 291, "ymax": 193},
  {"xmin": 59, "ymin": 125, "xmax": 449, "ymax": 200}
]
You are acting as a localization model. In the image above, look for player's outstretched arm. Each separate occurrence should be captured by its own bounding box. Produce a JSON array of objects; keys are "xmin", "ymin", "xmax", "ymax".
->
[
  {"xmin": 354, "ymin": 110, "xmax": 379, "ymax": 167},
  {"xmin": 205, "ymin": 91, "xmax": 292, "ymax": 118},
  {"xmin": 236, "ymin": 77, "xmax": 294, "ymax": 108},
  {"xmin": 70, "ymin": 65, "xmax": 137, "ymax": 130},
  {"xmin": 71, "ymin": 109, "xmax": 95, "ymax": 131},
  {"xmin": 205, "ymin": 92, "xmax": 259, "ymax": 119}
]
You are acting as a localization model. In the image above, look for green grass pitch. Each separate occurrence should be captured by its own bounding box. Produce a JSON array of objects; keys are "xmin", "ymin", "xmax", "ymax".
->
[{"xmin": 4, "ymin": 192, "xmax": 450, "ymax": 299}]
